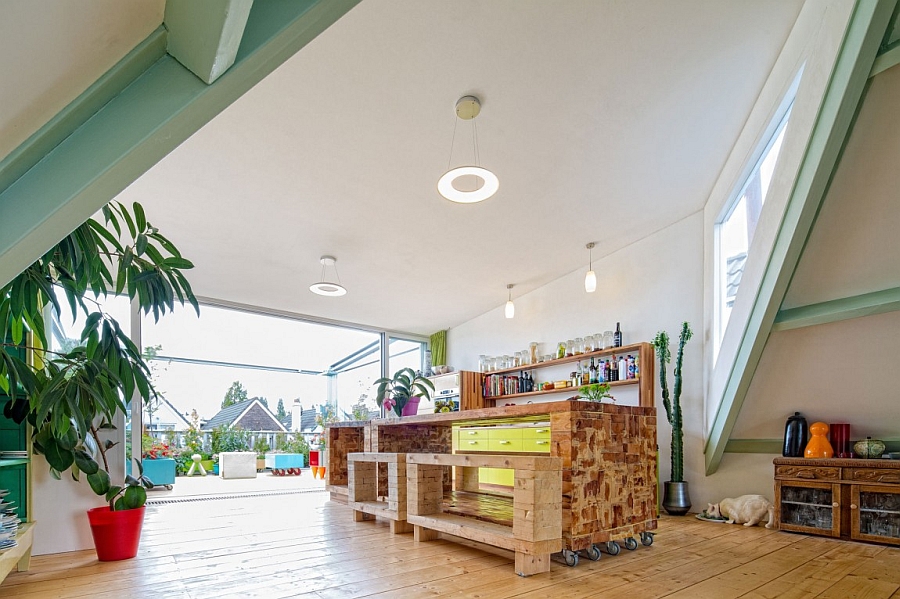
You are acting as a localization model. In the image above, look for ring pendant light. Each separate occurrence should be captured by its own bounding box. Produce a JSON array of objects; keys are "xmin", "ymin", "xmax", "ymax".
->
[
  {"xmin": 309, "ymin": 256, "xmax": 347, "ymax": 296},
  {"xmin": 438, "ymin": 96, "xmax": 499, "ymax": 204}
]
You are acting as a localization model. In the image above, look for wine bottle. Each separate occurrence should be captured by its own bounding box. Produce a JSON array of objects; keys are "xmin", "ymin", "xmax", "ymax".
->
[{"xmin": 614, "ymin": 322, "xmax": 622, "ymax": 347}]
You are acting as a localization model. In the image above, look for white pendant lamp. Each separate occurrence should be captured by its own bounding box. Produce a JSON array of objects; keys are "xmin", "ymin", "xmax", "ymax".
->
[
  {"xmin": 505, "ymin": 284, "xmax": 515, "ymax": 319},
  {"xmin": 438, "ymin": 96, "xmax": 498, "ymax": 204},
  {"xmin": 309, "ymin": 255, "xmax": 347, "ymax": 296},
  {"xmin": 584, "ymin": 242, "xmax": 597, "ymax": 293}
]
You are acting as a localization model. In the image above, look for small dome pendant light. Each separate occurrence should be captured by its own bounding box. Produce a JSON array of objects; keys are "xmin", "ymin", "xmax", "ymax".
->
[
  {"xmin": 584, "ymin": 242, "xmax": 597, "ymax": 293},
  {"xmin": 505, "ymin": 284, "xmax": 515, "ymax": 319},
  {"xmin": 438, "ymin": 96, "xmax": 499, "ymax": 204},
  {"xmin": 309, "ymin": 256, "xmax": 347, "ymax": 296}
]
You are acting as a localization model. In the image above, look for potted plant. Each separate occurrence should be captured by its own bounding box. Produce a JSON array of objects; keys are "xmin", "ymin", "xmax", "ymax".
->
[
  {"xmin": 142, "ymin": 439, "xmax": 177, "ymax": 489},
  {"xmin": 374, "ymin": 368, "xmax": 435, "ymax": 416},
  {"xmin": 653, "ymin": 322, "xmax": 693, "ymax": 515},
  {"xmin": 0, "ymin": 201, "xmax": 198, "ymax": 560},
  {"xmin": 578, "ymin": 382, "xmax": 614, "ymax": 402},
  {"xmin": 253, "ymin": 438, "xmax": 271, "ymax": 471}
]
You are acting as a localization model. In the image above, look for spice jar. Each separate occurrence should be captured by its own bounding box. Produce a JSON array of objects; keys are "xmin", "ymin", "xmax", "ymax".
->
[
  {"xmin": 530, "ymin": 342, "xmax": 539, "ymax": 364},
  {"xmin": 557, "ymin": 342, "xmax": 566, "ymax": 359},
  {"xmin": 574, "ymin": 337, "xmax": 584, "ymax": 355},
  {"xmin": 566, "ymin": 340, "xmax": 575, "ymax": 357}
]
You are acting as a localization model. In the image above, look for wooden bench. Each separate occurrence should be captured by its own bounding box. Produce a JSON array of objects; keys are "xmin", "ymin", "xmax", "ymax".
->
[
  {"xmin": 348, "ymin": 452, "xmax": 411, "ymax": 534},
  {"xmin": 405, "ymin": 453, "xmax": 562, "ymax": 577}
]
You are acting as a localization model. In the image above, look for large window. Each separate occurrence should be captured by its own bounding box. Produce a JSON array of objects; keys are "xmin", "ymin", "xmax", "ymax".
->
[{"xmin": 714, "ymin": 104, "xmax": 792, "ymax": 356}]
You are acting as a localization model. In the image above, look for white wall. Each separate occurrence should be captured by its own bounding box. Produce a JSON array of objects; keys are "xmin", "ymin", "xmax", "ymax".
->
[
  {"xmin": 448, "ymin": 213, "xmax": 712, "ymax": 502},
  {"xmin": 32, "ymin": 413, "xmax": 127, "ymax": 555}
]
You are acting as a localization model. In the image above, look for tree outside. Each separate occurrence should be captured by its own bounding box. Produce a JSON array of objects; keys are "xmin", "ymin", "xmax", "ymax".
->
[{"xmin": 222, "ymin": 380, "xmax": 249, "ymax": 409}]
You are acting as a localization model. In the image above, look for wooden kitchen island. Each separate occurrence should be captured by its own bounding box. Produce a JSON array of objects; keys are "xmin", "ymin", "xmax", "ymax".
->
[{"xmin": 326, "ymin": 400, "xmax": 657, "ymax": 558}]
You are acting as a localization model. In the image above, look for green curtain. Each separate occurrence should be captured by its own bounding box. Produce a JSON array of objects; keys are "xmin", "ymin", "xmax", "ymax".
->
[{"xmin": 430, "ymin": 330, "xmax": 447, "ymax": 366}]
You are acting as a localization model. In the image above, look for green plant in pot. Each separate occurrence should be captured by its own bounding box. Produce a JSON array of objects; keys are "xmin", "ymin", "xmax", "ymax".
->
[
  {"xmin": 375, "ymin": 368, "xmax": 435, "ymax": 417},
  {"xmin": 653, "ymin": 321, "xmax": 693, "ymax": 516},
  {"xmin": 0, "ymin": 201, "xmax": 198, "ymax": 560}
]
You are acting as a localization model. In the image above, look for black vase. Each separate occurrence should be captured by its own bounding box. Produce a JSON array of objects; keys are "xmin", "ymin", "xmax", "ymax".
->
[
  {"xmin": 783, "ymin": 412, "xmax": 808, "ymax": 457},
  {"xmin": 662, "ymin": 481, "xmax": 692, "ymax": 516}
]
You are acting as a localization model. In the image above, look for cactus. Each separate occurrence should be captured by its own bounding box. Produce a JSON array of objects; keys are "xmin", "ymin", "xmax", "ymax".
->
[{"xmin": 653, "ymin": 322, "xmax": 693, "ymax": 483}]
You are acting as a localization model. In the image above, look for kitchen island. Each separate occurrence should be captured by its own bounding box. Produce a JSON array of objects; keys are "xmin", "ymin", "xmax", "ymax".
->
[{"xmin": 326, "ymin": 400, "xmax": 657, "ymax": 554}]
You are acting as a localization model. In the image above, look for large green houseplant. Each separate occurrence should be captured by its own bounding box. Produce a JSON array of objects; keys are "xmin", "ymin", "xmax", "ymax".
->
[
  {"xmin": 653, "ymin": 321, "xmax": 693, "ymax": 515},
  {"xmin": 375, "ymin": 368, "xmax": 434, "ymax": 416},
  {"xmin": 0, "ymin": 201, "xmax": 198, "ymax": 558}
]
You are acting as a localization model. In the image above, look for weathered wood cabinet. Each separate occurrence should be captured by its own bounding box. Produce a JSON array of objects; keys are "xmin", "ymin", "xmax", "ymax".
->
[
  {"xmin": 328, "ymin": 400, "xmax": 657, "ymax": 553},
  {"xmin": 774, "ymin": 458, "xmax": 900, "ymax": 546}
]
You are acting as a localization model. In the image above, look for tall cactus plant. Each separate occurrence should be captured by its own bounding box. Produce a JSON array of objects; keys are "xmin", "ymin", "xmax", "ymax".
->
[{"xmin": 653, "ymin": 322, "xmax": 693, "ymax": 483}]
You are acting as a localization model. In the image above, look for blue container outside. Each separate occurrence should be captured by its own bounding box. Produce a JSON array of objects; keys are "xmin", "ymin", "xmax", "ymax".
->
[
  {"xmin": 265, "ymin": 453, "xmax": 305, "ymax": 469},
  {"xmin": 142, "ymin": 457, "xmax": 176, "ymax": 486}
]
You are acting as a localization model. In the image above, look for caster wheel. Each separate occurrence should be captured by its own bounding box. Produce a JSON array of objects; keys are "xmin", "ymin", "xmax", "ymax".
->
[
  {"xmin": 165, "ymin": 485, "xmax": 173, "ymax": 491},
  {"xmin": 605, "ymin": 541, "xmax": 621, "ymax": 556},
  {"xmin": 562, "ymin": 549, "xmax": 579, "ymax": 567},
  {"xmin": 583, "ymin": 544, "xmax": 602, "ymax": 561},
  {"xmin": 624, "ymin": 537, "xmax": 638, "ymax": 551},
  {"xmin": 640, "ymin": 532, "xmax": 654, "ymax": 546}
]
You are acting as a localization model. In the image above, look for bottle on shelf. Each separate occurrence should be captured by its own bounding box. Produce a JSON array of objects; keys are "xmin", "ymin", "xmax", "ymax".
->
[
  {"xmin": 614, "ymin": 322, "xmax": 623, "ymax": 347},
  {"xmin": 610, "ymin": 356, "xmax": 618, "ymax": 382},
  {"xmin": 598, "ymin": 359, "xmax": 606, "ymax": 383},
  {"xmin": 589, "ymin": 358, "xmax": 598, "ymax": 384}
]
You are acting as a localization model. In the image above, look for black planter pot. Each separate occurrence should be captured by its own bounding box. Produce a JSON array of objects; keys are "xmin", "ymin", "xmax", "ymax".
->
[{"xmin": 662, "ymin": 481, "xmax": 692, "ymax": 516}]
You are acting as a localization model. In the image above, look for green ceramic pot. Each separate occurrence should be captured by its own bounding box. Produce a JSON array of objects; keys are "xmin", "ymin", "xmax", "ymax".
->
[{"xmin": 853, "ymin": 437, "xmax": 886, "ymax": 459}]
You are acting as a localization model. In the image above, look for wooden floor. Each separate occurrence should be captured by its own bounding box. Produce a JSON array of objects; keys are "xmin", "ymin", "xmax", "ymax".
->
[{"xmin": 3, "ymin": 490, "xmax": 900, "ymax": 598}]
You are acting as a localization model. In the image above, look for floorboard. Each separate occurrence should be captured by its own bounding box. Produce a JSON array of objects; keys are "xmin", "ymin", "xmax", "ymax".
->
[{"xmin": 3, "ymin": 491, "xmax": 900, "ymax": 598}]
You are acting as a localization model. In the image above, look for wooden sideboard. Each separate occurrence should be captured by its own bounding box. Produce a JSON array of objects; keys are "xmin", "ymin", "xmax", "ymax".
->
[
  {"xmin": 327, "ymin": 400, "xmax": 657, "ymax": 554},
  {"xmin": 774, "ymin": 457, "xmax": 900, "ymax": 546}
]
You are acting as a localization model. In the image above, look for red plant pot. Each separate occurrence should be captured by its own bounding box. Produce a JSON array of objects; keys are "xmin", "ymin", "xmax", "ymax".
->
[
  {"xmin": 401, "ymin": 396, "xmax": 421, "ymax": 416},
  {"xmin": 86, "ymin": 506, "xmax": 146, "ymax": 561}
]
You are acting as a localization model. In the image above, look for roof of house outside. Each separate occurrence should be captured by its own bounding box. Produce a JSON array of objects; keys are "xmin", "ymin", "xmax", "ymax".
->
[{"xmin": 202, "ymin": 399, "xmax": 287, "ymax": 432}]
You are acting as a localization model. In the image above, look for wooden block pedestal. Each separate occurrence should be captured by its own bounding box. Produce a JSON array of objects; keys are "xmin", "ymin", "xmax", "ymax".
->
[
  {"xmin": 348, "ymin": 452, "xmax": 412, "ymax": 534},
  {"xmin": 406, "ymin": 453, "xmax": 562, "ymax": 577}
]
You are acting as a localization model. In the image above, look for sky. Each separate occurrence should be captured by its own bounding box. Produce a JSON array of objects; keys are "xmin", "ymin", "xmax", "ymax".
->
[{"xmin": 53, "ymin": 297, "xmax": 425, "ymax": 424}]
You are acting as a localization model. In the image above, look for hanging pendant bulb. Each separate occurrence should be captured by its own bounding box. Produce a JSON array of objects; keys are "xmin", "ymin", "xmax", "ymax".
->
[
  {"xmin": 505, "ymin": 284, "xmax": 515, "ymax": 319},
  {"xmin": 584, "ymin": 242, "xmax": 597, "ymax": 293}
]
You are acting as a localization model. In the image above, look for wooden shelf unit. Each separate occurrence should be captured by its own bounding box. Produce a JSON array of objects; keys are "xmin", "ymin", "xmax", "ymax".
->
[{"xmin": 481, "ymin": 341, "xmax": 655, "ymax": 408}]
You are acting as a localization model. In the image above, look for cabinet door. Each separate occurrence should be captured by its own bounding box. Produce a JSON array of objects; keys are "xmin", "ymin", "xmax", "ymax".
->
[
  {"xmin": 776, "ymin": 481, "xmax": 841, "ymax": 537},
  {"xmin": 850, "ymin": 485, "xmax": 900, "ymax": 546}
]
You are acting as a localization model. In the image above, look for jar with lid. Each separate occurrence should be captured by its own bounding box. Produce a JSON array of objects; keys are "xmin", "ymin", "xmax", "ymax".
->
[
  {"xmin": 566, "ymin": 339, "xmax": 575, "ymax": 357},
  {"xmin": 514, "ymin": 351, "xmax": 522, "ymax": 367},
  {"xmin": 583, "ymin": 335, "xmax": 594, "ymax": 352},
  {"xmin": 602, "ymin": 331, "xmax": 614, "ymax": 349},
  {"xmin": 557, "ymin": 342, "xmax": 566, "ymax": 359},
  {"xmin": 574, "ymin": 337, "xmax": 584, "ymax": 355},
  {"xmin": 478, "ymin": 355, "xmax": 488, "ymax": 373},
  {"xmin": 529, "ymin": 342, "xmax": 539, "ymax": 364}
]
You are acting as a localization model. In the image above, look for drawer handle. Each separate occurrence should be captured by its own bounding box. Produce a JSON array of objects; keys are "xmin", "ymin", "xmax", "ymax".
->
[
  {"xmin": 832, "ymin": 502, "xmax": 839, "ymax": 508},
  {"xmin": 468, "ymin": 431, "xmax": 478, "ymax": 435},
  {"xmin": 796, "ymin": 472, "xmax": 814, "ymax": 479},
  {"xmin": 535, "ymin": 429, "xmax": 547, "ymax": 433},
  {"xmin": 468, "ymin": 441, "xmax": 478, "ymax": 445},
  {"xmin": 536, "ymin": 441, "xmax": 548, "ymax": 445},
  {"xmin": 850, "ymin": 504, "xmax": 858, "ymax": 510},
  {"xmin": 499, "ymin": 440, "xmax": 510, "ymax": 444}
]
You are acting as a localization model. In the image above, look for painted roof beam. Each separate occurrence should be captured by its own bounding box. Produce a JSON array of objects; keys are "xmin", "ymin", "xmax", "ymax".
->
[
  {"xmin": 704, "ymin": 0, "xmax": 897, "ymax": 476},
  {"xmin": 165, "ymin": 0, "xmax": 254, "ymax": 84},
  {"xmin": 0, "ymin": 0, "xmax": 361, "ymax": 289},
  {"xmin": 773, "ymin": 287, "xmax": 900, "ymax": 331}
]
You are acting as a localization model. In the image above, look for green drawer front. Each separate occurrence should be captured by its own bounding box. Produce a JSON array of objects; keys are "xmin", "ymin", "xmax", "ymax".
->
[
  {"xmin": 522, "ymin": 426, "xmax": 551, "ymax": 439},
  {"xmin": 0, "ymin": 463, "xmax": 27, "ymax": 521},
  {"xmin": 479, "ymin": 467, "xmax": 514, "ymax": 486},
  {"xmin": 487, "ymin": 428, "xmax": 523, "ymax": 441},
  {"xmin": 460, "ymin": 438, "xmax": 488, "ymax": 451},
  {"xmin": 488, "ymin": 438, "xmax": 523, "ymax": 452},
  {"xmin": 459, "ymin": 428, "xmax": 489, "ymax": 440},
  {"xmin": 522, "ymin": 438, "xmax": 551, "ymax": 452}
]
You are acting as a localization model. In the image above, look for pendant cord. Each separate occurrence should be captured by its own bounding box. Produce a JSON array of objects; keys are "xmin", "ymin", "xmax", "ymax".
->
[{"xmin": 446, "ymin": 116, "xmax": 459, "ymax": 171}]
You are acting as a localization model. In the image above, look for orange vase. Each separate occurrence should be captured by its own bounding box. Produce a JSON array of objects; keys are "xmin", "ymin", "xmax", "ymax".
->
[{"xmin": 804, "ymin": 422, "xmax": 834, "ymax": 458}]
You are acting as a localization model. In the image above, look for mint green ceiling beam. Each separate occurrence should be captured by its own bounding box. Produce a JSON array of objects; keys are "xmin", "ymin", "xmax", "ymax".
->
[
  {"xmin": 773, "ymin": 287, "xmax": 900, "ymax": 331},
  {"xmin": 704, "ymin": 0, "xmax": 896, "ymax": 476},
  {"xmin": 165, "ymin": 0, "xmax": 254, "ymax": 84},
  {"xmin": 0, "ymin": 0, "xmax": 360, "ymax": 289},
  {"xmin": 870, "ymin": 43, "xmax": 900, "ymax": 76}
]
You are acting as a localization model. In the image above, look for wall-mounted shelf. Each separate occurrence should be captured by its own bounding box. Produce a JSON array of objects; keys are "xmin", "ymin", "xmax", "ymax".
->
[
  {"xmin": 487, "ymin": 377, "xmax": 639, "ymax": 401},
  {"xmin": 481, "ymin": 341, "xmax": 655, "ymax": 408},
  {"xmin": 486, "ymin": 342, "xmax": 647, "ymax": 376}
]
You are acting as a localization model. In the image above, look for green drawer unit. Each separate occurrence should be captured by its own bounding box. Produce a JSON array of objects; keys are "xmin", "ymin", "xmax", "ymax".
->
[
  {"xmin": 522, "ymin": 425, "xmax": 551, "ymax": 439},
  {"xmin": 0, "ymin": 463, "xmax": 27, "ymax": 521},
  {"xmin": 1, "ymin": 394, "xmax": 29, "ymax": 522}
]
